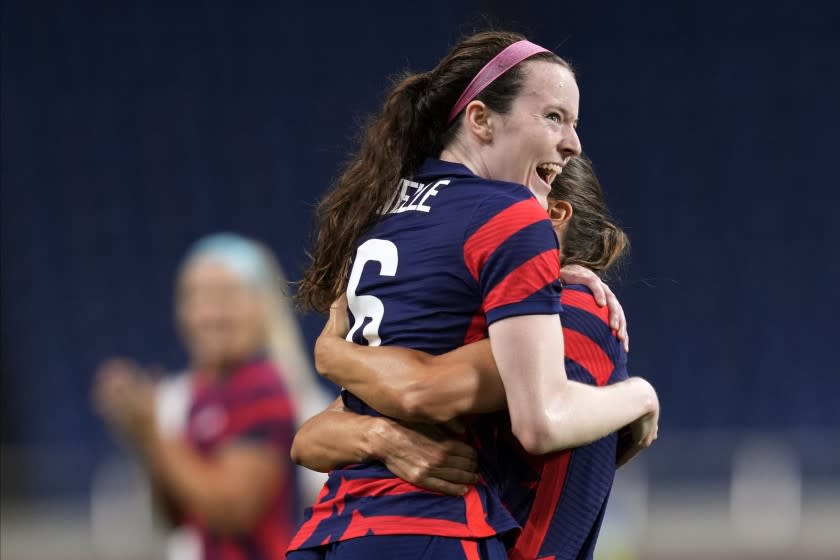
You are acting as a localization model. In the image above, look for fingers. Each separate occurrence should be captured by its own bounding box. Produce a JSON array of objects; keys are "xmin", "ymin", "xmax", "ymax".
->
[
  {"xmin": 616, "ymin": 443, "xmax": 643, "ymax": 468},
  {"xmin": 330, "ymin": 293, "xmax": 348, "ymax": 310},
  {"xmin": 440, "ymin": 439, "xmax": 478, "ymax": 461},
  {"xmin": 398, "ymin": 460, "xmax": 477, "ymax": 496},
  {"xmin": 429, "ymin": 466, "xmax": 478, "ymax": 485},
  {"xmin": 328, "ymin": 294, "xmax": 350, "ymax": 337},
  {"xmin": 411, "ymin": 477, "xmax": 470, "ymax": 496},
  {"xmin": 601, "ymin": 283, "xmax": 629, "ymax": 352},
  {"xmin": 438, "ymin": 449, "xmax": 478, "ymax": 473},
  {"xmin": 406, "ymin": 437, "xmax": 477, "ymax": 470},
  {"xmin": 441, "ymin": 417, "xmax": 467, "ymax": 435},
  {"xmin": 602, "ymin": 284, "xmax": 623, "ymax": 332},
  {"xmin": 559, "ymin": 265, "xmax": 604, "ymax": 304}
]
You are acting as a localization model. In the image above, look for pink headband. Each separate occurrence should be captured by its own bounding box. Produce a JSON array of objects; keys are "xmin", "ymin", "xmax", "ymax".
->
[{"xmin": 446, "ymin": 40, "xmax": 550, "ymax": 125}]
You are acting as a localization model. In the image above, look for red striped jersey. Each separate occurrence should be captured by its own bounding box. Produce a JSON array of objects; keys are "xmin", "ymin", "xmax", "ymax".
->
[
  {"xmin": 288, "ymin": 158, "xmax": 562, "ymax": 551},
  {"xmin": 186, "ymin": 357, "xmax": 299, "ymax": 560},
  {"xmin": 486, "ymin": 285, "xmax": 630, "ymax": 560}
]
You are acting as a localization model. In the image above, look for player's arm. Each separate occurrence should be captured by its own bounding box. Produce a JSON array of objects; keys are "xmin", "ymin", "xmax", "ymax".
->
[
  {"xmin": 291, "ymin": 397, "xmax": 478, "ymax": 496},
  {"xmin": 94, "ymin": 361, "xmax": 284, "ymax": 536},
  {"xmin": 137, "ymin": 428, "xmax": 282, "ymax": 535},
  {"xmin": 473, "ymin": 198, "xmax": 656, "ymax": 455},
  {"xmin": 313, "ymin": 295, "xmax": 504, "ymax": 423},
  {"xmin": 316, "ymin": 338, "xmax": 504, "ymax": 424},
  {"xmin": 315, "ymin": 277, "xmax": 628, "ymax": 425},
  {"xmin": 489, "ymin": 314, "xmax": 658, "ymax": 455}
]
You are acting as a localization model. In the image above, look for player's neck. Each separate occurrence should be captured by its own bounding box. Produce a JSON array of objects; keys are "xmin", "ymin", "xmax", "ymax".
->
[{"xmin": 439, "ymin": 142, "xmax": 489, "ymax": 179}]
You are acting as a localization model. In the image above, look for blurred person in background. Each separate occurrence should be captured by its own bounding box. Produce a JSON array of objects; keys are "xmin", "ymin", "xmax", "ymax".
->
[{"xmin": 93, "ymin": 233, "xmax": 332, "ymax": 560}]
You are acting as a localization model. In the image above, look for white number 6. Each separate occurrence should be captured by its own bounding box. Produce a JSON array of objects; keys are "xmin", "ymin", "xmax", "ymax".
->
[{"xmin": 346, "ymin": 239, "xmax": 399, "ymax": 346}]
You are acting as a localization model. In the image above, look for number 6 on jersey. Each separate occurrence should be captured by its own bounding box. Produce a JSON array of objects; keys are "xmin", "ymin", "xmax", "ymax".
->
[{"xmin": 345, "ymin": 239, "xmax": 398, "ymax": 346}]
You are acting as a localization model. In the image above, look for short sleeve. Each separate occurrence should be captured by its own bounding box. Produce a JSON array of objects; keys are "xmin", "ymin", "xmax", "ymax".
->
[
  {"xmin": 463, "ymin": 192, "xmax": 562, "ymax": 325},
  {"xmin": 223, "ymin": 366, "xmax": 296, "ymax": 453}
]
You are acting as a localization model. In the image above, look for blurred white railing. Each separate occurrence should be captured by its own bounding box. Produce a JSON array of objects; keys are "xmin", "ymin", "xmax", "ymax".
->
[{"xmin": 2, "ymin": 430, "xmax": 839, "ymax": 560}]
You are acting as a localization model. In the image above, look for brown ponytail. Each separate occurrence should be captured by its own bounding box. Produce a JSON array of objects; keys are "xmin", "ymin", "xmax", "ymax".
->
[{"xmin": 298, "ymin": 31, "xmax": 570, "ymax": 312}]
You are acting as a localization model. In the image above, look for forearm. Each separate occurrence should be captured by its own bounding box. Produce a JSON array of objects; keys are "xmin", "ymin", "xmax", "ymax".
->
[
  {"xmin": 537, "ymin": 377, "xmax": 657, "ymax": 454},
  {"xmin": 290, "ymin": 404, "xmax": 391, "ymax": 472},
  {"xmin": 291, "ymin": 401, "xmax": 480, "ymax": 496},
  {"xmin": 490, "ymin": 314, "xmax": 656, "ymax": 455},
  {"xmin": 316, "ymin": 336, "xmax": 504, "ymax": 422},
  {"xmin": 136, "ymin": 429, "xmax": 268, "ymax": 534}
]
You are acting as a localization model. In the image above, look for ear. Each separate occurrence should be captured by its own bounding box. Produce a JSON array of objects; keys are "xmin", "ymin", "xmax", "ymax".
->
[
  {"xmin": 463, "ymin": 100, "xmax": 494, "ymax": 142},
  {"xmin": 548, "ymin": 199, "xmax": 573, "ymax": 229}
]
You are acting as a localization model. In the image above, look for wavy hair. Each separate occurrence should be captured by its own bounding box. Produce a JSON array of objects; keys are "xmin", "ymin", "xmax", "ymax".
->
[
  {"xmin": 298, "ymin": 31, "xmax": 570, "ymax": 312},
  {"xmin": 549, "ymin": 155, "xmax": 629, "ymax": 277}
]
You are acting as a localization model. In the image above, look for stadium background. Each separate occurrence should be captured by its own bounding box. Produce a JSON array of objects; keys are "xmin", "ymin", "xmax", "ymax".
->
[{"xmin": 2, "ymin": 1, "xmax": 839, "ymax": 558}]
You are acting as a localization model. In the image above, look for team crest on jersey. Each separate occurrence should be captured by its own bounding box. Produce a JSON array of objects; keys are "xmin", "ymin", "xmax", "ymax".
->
[{"xmin": 191, "ymin": 404, "xmax": 227, "ymax": 442}]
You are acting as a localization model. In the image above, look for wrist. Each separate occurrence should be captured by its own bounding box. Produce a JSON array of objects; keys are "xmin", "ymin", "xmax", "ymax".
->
[
  {"xmin": 629, "ymin": 377, "xmax": 657, "ymax": 415},
  {"xmin": 363, "ymin": 416, "xmax": 397, "ymax": 463},
  {"xmin": 132, "ymin": 418, "xmax": 160, "ymax": 454}
]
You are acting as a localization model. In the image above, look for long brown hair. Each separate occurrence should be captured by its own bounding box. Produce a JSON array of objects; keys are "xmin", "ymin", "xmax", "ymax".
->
[
  {"xmin": 298, "ymin": 31, "xmax": 571, "ymax": 312},
  {"xmin": 549, "ymin": 155, "xmax": 629, "ymax": 277}
]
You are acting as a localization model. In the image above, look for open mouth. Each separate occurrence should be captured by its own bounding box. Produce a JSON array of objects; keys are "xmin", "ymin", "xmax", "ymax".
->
[{"xmin": 536, "ymin": 162, "xmax": 563, "ymax": 186}]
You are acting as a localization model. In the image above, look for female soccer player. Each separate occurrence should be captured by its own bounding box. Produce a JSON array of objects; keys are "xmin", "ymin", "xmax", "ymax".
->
[
  {"xmin": 293, "ymin": 155, "xmax": 654, "ymax": 560},
  {"xmin": 291, "ymin": 31, "xmax": 658, "ymax": 559},
  {"xmin": 94, "ymin": 233, "xmax": 330, "ymax": 560}
]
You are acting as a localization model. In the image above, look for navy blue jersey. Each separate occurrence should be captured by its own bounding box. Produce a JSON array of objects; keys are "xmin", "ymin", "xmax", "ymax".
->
[
  {"xmin": 288, "ymin": 535, "xmax": 508, "ymax": 560},
  {"xmin": 289, "ymin": 159, "xmax": 562, "ymax": 552}
]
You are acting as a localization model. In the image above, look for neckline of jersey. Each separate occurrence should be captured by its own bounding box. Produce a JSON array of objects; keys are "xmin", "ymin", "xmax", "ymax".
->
[{"xmin": 415, "ymin": 158, "xmax": 477, "ymax": 180}]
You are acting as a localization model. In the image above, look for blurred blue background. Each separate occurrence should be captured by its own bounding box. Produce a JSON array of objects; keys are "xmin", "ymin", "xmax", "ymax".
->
[{"xmin": 2, "ymin": 2, "xmax": 839, "ymax": 556}]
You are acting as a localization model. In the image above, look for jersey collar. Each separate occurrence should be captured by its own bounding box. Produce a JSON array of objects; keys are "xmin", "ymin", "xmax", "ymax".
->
[{"xmin": 415, "ymin": 158, "xmax": 477, "ymax": 181}]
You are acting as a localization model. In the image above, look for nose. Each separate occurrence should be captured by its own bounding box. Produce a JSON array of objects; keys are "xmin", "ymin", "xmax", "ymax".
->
[{"xmin": 559, "ymin": 125, "xmax": 582, "ymax": 160}]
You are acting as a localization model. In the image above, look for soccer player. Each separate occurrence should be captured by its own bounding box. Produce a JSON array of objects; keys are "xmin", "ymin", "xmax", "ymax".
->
[
  {"xmin": 294, "ymin": 155, "xmax": 653, "ymax": 560},
  {"xmin": 291, "ymin": 31, "xmax": 658, "ymax": 559},
  {"xmin": 94, "ymin": 234, "xmax": 331, "ymax": 560}
]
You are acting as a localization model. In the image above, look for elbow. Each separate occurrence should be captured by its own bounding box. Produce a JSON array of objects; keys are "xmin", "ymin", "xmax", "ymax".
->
[
  {"xmin": 289, "ymin": 435, "xmax": 304, "ymax": 467},
  {"xmin": 197, "ymin": 494, "xmax": 265, "ymax": 536},
  {"xmin": 290, "ymin": 432, "xmax": 326, "ymax": 472},
  {"xmin": 312, "ymin": 336, "xmax": 334, "ymax": 379},
  {"xmin": 510, "ymin": 415, "xmax": 554, "ymax": 456}
]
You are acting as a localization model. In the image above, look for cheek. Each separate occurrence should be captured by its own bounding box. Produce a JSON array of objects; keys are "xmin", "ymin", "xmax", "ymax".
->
[
  {"xmin": 176, "ymin": 304, "xmax": 199, "ymax": 339},
  {"xmin": 232, "ymin": 303, "xmax": 265, "ymax": 347}
]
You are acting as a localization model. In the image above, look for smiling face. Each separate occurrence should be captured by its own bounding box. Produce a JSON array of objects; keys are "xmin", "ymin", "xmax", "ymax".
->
[
  {"xmin": 482, "ymin": 60, "xmax": 582, "ymax": 209},
  {"xmin": 176, "ymin": 259, "xmax": 266, "ymax": 374}
]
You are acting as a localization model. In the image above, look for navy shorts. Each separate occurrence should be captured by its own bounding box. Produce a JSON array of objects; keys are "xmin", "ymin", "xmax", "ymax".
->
[{"xmin": 287, "ymin": 535, "xmax": 508, "ymax": 560}]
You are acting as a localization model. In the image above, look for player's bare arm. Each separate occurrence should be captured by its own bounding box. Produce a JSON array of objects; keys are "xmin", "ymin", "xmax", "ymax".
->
[
  {"xmin": 315, "ymin": 295, "xmax": 657, "ymax": 456},
  {"xmin": 291, "ymin": 397, "xmax": 478, "ymax": 496},
  {"xmin": 489, "ymin": 314, "xmax": 658, "ymax": 455}
]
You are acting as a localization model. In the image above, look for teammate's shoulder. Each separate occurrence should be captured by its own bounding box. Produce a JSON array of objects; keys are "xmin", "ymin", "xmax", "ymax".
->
[
  {"xmin": 464, "ymin": 180, "xmax": 546, "ymax": 232},
  {"xmin": 560, "ymin": 284, "xmax": 610, "ymax": 325}
]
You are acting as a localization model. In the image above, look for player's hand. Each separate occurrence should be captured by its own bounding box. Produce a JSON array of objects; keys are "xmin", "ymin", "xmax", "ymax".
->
[
  {"xmin": 93, "ymin": 358, "xmax": 156, "ymax": 443},
  {"xmin": 559, "ymin": 264, "xmax": 629, "ymax": 352},
  {"xmin": 324, "ymin": 294, "xmax": 350, "ymax": 339},
  {"xmin": 616, "ymin": 381, "xmax": 659, "ymax": 468},
  {"xmin": 314, "ymin": 295, "xmax": 351, "ymax": 376},
  {"xmin": 371, "ymin": 419, "xmax": 478, "ymax": 496}
]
